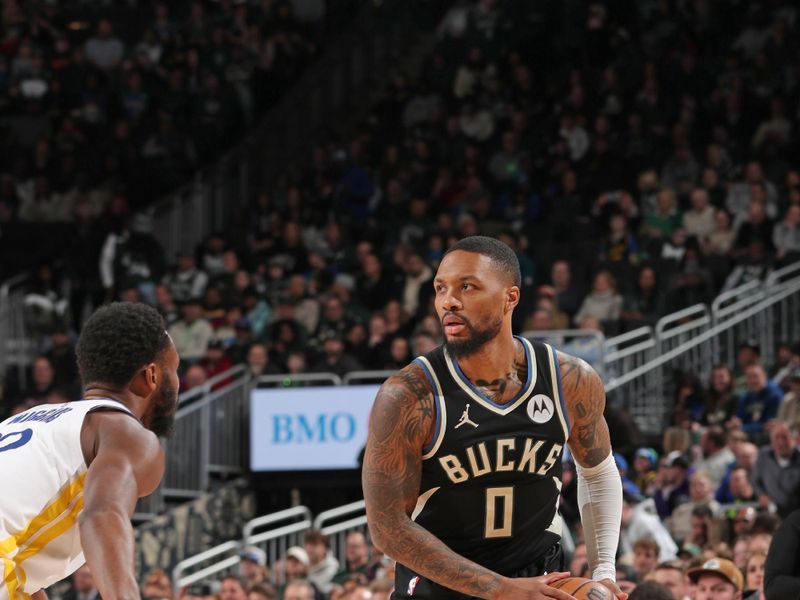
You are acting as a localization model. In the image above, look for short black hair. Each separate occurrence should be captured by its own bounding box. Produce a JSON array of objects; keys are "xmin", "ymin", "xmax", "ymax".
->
[
  {"xmin": 444, "ymin": 235, "xmax": 521, "ymax": 287},
  {"xmin": 76, "ymin": 302, "xmax": 169, "ymax": 388}
]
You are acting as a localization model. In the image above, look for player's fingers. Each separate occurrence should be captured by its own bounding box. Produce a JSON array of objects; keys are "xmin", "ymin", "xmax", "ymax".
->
[
  {"xmin": 541, "ymin": 572, "xmax": 571, "ymax": 584},
  {"xmin": 599, "ymin": 579, "xmax": 627, "ymax": 600},
  {"xmin": 543, "ymin": 585, "xmax": 577, "ymax": 600}
]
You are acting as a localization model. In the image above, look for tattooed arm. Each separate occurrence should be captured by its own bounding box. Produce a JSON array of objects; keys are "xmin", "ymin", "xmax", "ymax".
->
[
  {"xmin": 363, "ymin": 363, "xmax": 572, "ymax": 600},
  {"xmin": 559, "ymin": 353, "xmax": 612, "ymax": 467},
  {"xmin": 559, "ymin": 352, "xmax": 626, "ymax": 600}
]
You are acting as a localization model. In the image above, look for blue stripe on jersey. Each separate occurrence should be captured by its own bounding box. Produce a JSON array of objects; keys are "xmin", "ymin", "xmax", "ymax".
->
[
  {"xmin": 551, "ymin": 348, "xmax": 571, "ymax": 435},
  {"xmin": 414, "ymin": 357, "xmax": 440, "ymax": 456}
]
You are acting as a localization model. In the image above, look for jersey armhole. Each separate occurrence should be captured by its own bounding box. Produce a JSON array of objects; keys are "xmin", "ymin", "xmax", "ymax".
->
[
  {"xmin": 413, "ymin": 357, "xmax": 443, "ymax": 458},
  {"xmin": 550, "ymin": 348, "xmax": 571, "ymax": 439},
  {"xmin": 81, "ymin": 405, "xmax": 142, "ymax": 469}
]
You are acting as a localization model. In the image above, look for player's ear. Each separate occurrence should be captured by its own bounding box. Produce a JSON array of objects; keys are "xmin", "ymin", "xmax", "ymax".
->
[
  {"xmin": 130, "ymin": 363, "xmax": 158, "ymax": 396},
  {"xmin": 505, "ymin": 286, "xmax": 520, "ymax": 312}
]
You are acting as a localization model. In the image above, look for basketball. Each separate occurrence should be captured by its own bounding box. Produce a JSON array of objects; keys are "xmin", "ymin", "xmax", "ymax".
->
[{"xmin": 551, "ymin": 577, "xmax": 613, "ymax": 600}]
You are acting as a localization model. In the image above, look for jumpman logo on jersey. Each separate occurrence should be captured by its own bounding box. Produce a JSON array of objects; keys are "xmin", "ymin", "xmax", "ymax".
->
[{"xmin": 455, "ymin": 403, "xmax": 479, "ymax": 429}]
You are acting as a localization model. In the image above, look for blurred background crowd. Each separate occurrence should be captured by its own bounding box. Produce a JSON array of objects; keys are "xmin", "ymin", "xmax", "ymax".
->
[{"xmin": 1, "ymin": 0, "xmax": 800, "ymax": 598}]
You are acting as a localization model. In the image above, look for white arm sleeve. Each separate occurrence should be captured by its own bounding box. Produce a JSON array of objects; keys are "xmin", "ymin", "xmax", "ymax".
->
[{"xmin": 575, "ymin": 451, "xmax": 623, "ymax": 582}]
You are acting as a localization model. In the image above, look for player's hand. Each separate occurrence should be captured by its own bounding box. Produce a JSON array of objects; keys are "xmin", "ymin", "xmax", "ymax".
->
[
  {"xmin": 599, "ymin": 578, "xmax": 628, "ymax": 600},
  {"xmin": 493, "ymin": 572, "xmax": 575, "ymax": 599}
]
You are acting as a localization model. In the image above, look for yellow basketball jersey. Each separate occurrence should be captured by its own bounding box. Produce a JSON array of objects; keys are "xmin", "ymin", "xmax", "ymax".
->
[{"xmin": 0, "ymin": 399, "xmax": 133, "ymax": 598}]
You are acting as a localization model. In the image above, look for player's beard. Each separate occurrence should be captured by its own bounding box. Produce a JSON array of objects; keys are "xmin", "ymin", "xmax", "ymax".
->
[
  {"xmin": 444, "ymin": 314, "xmax": 503, "ymax": 359},
  {"xmin": 148, "ymin": 368, "xmax": 179, "ymax": 438}
]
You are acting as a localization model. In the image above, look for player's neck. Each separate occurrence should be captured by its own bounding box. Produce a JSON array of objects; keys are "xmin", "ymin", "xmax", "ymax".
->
[
  {"xmin": 456, "ymin": 333, "xmax": 521, "ymax": 385},
  {"xmin": 83, "ymin": 386, "xmax": 144, "ymax": 418}
]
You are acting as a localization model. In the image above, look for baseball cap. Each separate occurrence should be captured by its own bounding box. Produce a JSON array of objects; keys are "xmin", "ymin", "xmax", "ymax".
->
[
  {"xmin": 635, "ymin": 447, "xmax": 658, "ymax": 468},
  {"xmin": 285, "ymin": 546, "xmax": 309, "ymax": 567},
  {"xmin": 687, "ymin": 558, "xmax": 743, "ymax": 591},
  {"xmin": 240, "ymin": 546, "xmax": 266, "ymax": 566}
]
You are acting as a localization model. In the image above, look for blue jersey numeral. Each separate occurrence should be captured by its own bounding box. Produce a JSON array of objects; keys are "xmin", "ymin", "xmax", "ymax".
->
[{"xmin": 0, "ymin": 429, "xmax": 33, "ymax": 452}]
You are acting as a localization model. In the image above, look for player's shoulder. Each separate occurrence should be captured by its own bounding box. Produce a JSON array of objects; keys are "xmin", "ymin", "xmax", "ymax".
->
[
  {"xmin": 556, "ymin": 349, "xmax": 599, "ymax": 380},
  {"xmin": 379, "ymin": 360, "xmax": 434, "ymax": 405},
  {"xmin": 84, "ymin": 409, "xmax": 160, "ymax": 464}
]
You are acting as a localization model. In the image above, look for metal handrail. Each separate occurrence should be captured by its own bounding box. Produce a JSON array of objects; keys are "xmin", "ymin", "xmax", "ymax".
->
[
  {"xmin": 243, "ymin": 506, "xmax": 313, "ymax": 542},
  {"xmin": 766, "ymin": 259, "xmax": 800, "ymax": 286},
  {"xmin": 655, "ymin": 304, "xmax": 711, "ymax": 340},
  {"xmin": 710, "ymin": 279, "xmax": 763, "ymax": 314},
  {"xmin": 172, "ymin": 540, "xmax": 242, "ymax": 591},
  {"xmin": 179, "ymin": 364, "xmax": 248, "ymax": 406},
  {"xmin": 255, "ymin": 372, "xmax": 343, "ymax": 387},
  {"xmin": 607, "ymin": 278, "xmax": 800, "ymax": 392},
  {"xmin": 342, "ymin": 370, "xmax": 396, "ymax": 385},
  {"xmin": 603, "ymin": 326, "xmax": 656, "ymax": 362},
  {"xmin": 313, "ymin": 500, "xmax": 366, "ymax": 530}
]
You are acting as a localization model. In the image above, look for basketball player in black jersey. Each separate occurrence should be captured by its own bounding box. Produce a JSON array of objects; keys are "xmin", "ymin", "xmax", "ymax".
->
[{"xmin": 363, "ymin": 237, "xmax": 626, "ymax": 600}]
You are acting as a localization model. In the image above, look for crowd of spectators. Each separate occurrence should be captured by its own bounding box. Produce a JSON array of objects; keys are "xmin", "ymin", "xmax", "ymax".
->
[
  {"xmin": 7, "ymin": 0, "xmax": 800, "ymax": 597},
  {"xmin": 4, "ymin": 0, "xmax": 800, "ymax": 404},
  {"xmin": 0, "ymin": 0, "xmax": 327, "ymax": 279}
]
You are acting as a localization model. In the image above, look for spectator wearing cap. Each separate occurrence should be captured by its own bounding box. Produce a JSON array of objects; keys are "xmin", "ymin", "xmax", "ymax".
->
[
  {"xmin": 632, "ymin": 447, "xmax": 658, "ymax": 497},
  {"xmin": 278, "ymin": 547, "xmax": 324, "ymax": 600},
  {"xmin": 240, "ymin": 546, "xmax": 269, "ymax": 588},
  {"xmin": 162, "ymin": 251, "xmax": 209, "ymax": 304},
  {"xmin": 688, "ymin": 558, "xmax": 744, "ymax": 600},
  {"xmin": 753, "ymin": 420, "xmax": 800, "ymax": 517},
  {"xmin": 695, "ymin": 426, "xmax": 736, "ymax": 489},
  {"xmin": 654, "ymin": 451, "xmax": 690, "ymax": 520},
  {"xmin": 732, "ymin": 365, "xmax": 783, "ymax": 436},
  {"xmin": 168, "ymin": 298, "xmax": 214, "ymax": 364},
  {"xmin": 303, "ymin": 529, "xmax": 338, "ymax": 594},
  {"xmin": 764, "ymin": 508, "xmax": 800, "ymax": 599},
  {"xmin": 777, "ymin": 368, "xmax": 800, "ymax": 430}
]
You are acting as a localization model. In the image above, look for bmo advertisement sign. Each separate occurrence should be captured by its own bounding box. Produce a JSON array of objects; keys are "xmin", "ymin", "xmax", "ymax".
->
[{"xmin": 250, "ymin": 385, "xmax": 380, "ymax": 471}]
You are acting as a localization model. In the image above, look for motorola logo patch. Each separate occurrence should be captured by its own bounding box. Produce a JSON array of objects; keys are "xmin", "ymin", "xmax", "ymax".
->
[{"xmin": 527, "ymin": 394, "xmax": 554, "ymax": 424}]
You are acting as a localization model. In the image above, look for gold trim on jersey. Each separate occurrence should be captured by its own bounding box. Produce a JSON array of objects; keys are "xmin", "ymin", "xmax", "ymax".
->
[
  {"xmin": 544, "ymin": 344, "xmax": 570, "ymax": 443},
  {"xmin": 442, "ymin": 337, "xmax": 538, "ymax": 416},
  {"xmin": 1, "ymin": 469, "xmax": 86, "ymax": 598},
  {"xmin": 418, "ymin": 356, "xmax": 447, "ymax": 460}
]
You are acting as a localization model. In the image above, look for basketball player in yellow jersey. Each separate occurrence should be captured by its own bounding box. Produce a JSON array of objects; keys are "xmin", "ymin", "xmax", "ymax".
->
[{"xmin": 0, "ymin": 302, "xmax": 180, "ymax": 599}]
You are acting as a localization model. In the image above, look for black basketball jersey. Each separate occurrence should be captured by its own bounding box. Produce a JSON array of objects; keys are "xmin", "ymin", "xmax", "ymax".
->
[{"xmin": 410, "ymin": 336, "xmax": 571, "ymax": 576}]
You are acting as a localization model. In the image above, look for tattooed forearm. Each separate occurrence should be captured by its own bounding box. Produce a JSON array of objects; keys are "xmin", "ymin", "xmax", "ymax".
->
[
  {"xmin": 363, "ymin": 363, "xmax": 505, "ymax": 599},
  {"xmin": 558, "ymin": 352, "xmax": 613, "ymax": 468}
]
